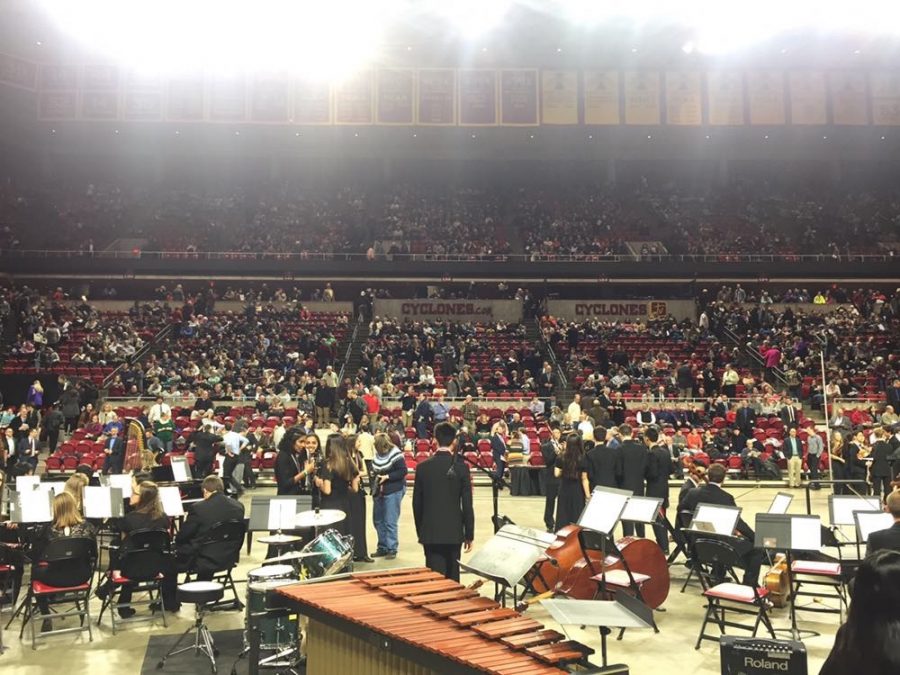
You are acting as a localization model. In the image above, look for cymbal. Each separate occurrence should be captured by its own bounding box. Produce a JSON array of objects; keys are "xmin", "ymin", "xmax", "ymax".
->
[
  {"xmin": 258, "ymin": 533, "xmax": 303, "ymax": 544},
  {"xmin": 265, "ymin": 551, "xmax": 321, "ymax": 563},
  {"xmin": 295, "ymin": 509, "xmax": 346, "ymax": 528}
]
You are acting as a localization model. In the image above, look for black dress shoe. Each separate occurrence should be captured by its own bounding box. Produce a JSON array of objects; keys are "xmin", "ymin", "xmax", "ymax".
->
[
  {"xmin": 118, "ymin": 607, "xmax": 137, "ymax": 619},
  {"xmin": 354, "ymin": 555, "xmax": 375, "ymax": 563}
]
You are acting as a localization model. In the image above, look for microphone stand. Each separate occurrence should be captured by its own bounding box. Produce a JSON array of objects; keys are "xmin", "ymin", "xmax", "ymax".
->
[{"xmin": 461, "ymin": 453, "xmax": 511, "ymax": 534}]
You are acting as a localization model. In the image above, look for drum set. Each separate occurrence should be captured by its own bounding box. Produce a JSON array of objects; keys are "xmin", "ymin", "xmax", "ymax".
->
[{"xmin": 244, "ymin": 509, "xmax": 354, "ymax": 670}]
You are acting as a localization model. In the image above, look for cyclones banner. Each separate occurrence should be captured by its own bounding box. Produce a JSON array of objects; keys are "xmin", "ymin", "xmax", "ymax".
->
[
  {"xmin": 546, "ymin": 299, "xmax": 697, "ymax": 322},
  {"xmin": 374, "ymin": 299, "xmax": 523, "ymax": 323}
]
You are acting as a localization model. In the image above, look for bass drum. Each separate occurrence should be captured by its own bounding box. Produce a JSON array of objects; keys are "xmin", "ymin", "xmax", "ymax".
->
[
  {"xmin": 301, "ymin": 529, "xmax": 354, "ymax": 577},
  {"xmin": 246, "ymin": 579, "xmax": 299, "ymax": 650}
]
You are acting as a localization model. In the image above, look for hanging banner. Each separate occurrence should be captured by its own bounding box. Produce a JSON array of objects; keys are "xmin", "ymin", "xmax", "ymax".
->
[
  {"xmin": 80, "ymin": 91, "xmax": 118, "ymax": 119},
  {"xmin": 540, "ymin": 69, "xmax": 578, "ymax": 125},
  {"xmin": 829, "ymin": 71, "xmax": 868, "ymax": 125},
  {"xmin": 166, "ymin": 77, "xmax": 205, "ymax": 121},
  {"xmin": 416, "ymin": 69, "xmax": 455, "ymax": 125},
  {"xmin": 583, "ymin": 70, "xmax": 620, "ymax": 125},
  {"xmin": 747, "ymin": 71, "xmax": 785, "ymax": 125},
  {"xmin": 458, "ymin": 70, "xmax": 497, "ymax": 126},
  {"xmin": 0, "ymin": 54, "xmax": 37, "ymax": 90},
  {"xmin": 38, "ymin": 91, "xmax": 77, "ymax": 120},
  {"xmin": 706, "ymin": 71, "xmax": 744, "ymax": 126},
  {"xmin": 546, "ymin": 299, "xmax": 697, "ymax": 323},
  {"xmin": 82, "ymin": 64, "xmax": 118, "ymax": 90},
  {"xmin": 292, "ymin": 79, "xmax": 331, "ymax": 125},
  {"xmin": 123, "ymin": 91, "xmax": 162, "ymax": 120},
  {"xmin": 208, "ymin": 75, "xmax": 247, "ymax": 122},
  {"xmin": 789, "ymin": 71, "xmax": 826, "ymax": 125},
  {"xmin": 40, "ymin": 64, "xmax": 78, "ymax": 90},
  {"xmin": 334, "ymin": 70, "xmax": 373, "ymax": 124},
  {"xmin": 870, "ymin": 72, "xmax": 900, "ymax": 126},
  {"xmin": 500, "ymin": 69, "xmax": 538, "ymax": 125},
  {"xmin": 376, "ymin": 69, "xmax": 414, "ymax": 125},
  {"xmin": 665, "ymin": 71, "xmax": 702, "ymax": 126},
  {"xmin": 250, "ymin": 73, "xmax": 289, "ymax": 123},
  {"xmin": 624, "ymin": 71, "xmax": 660, "ymax": 125}
]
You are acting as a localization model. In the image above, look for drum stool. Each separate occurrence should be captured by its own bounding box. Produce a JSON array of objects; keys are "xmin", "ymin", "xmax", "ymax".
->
[{"xmin": 157, "ymin": 581, "xmax": 224, "ymax": 674}]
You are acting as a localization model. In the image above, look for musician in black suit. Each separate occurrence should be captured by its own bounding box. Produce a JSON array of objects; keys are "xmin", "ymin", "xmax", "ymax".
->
[
  {"xmin": 867, "ymin": 490, "xmax": 900, "ymax": 554},
  {"xmin": 101, "ymin": 427, "xmax": 126, "ymax": 475},
  {"xmin": 682, "ymin": 464, "xmax": 765, "ymax": 586},
  {"xmin": 585, "ymin": 426, "xmax": 623, "ymax": 490},
  {"xmin": 188, "ymin": 423, "xmax": 221, "ymax": 479},
  {"xmin": 412, "ymin": 422, "xmax": 474, "ymax": 581},
  {"xmin": 540, "ymin": 427, "xmax": 562, "ymax": 531},
  {"xmin": 644, "ymin": 427, "xmax": 673, "ymax": 553},
  {"xmin": 618, "ymin": 424, "xmax": 648, "ymax": 537}
]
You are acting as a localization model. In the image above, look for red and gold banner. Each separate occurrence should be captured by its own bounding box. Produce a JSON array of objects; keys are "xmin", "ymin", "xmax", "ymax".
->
[
  {"xmin": 293, "ymin": 79, "xmax": 331, "ymax": 125},
  {"xmin": 250, "ymin": 73, "xmax": 289, "ymax": 123},
  {"xmin": 208, "ymin": 75, "xmax": 247, "ymax": 121},
  {"xmin": 500, "ymin": 69, "xmax": 538, "ymax": 126},
  {"xmin": 458, "ymin": 70, "xmax": 497, "ymax": 126},
  {"xmin": 870, "ymin": 72, "xmax": 900, "ymax": 126},
  {"xmin": 540, "ymin": 69, "xmax": 578, "ymax": 125},
  {"xmin": 334, "ymin": 71, "xmax": 373, "ymax": 124},
  {"xmin": 416, "ymin": 69, "xmax": 455, "ymax": 125},
  {"xmin": 706, "ymin": 71, "xmax": 744, "ymax": 126},
  {"xmin": 829, "ymin": 71, "xmax": 868, "ymax": 125},
  {"xmin": 789, "ymin": 71, "xmax": 826, "ymax": 125},
  {"xmin": 665, "ymin": 71, "xmax": 701, "ymax": 126},
  {"xmin": 624, "ymin": 71, "xmax": 660, "ymax": 125},
  {"xmin": 40, "ymin": 64, "xmax": 78, "ymax": 90},
  {"xmin": 123, "ymin": 91, "xmax": 162, "ymax": 120},
  {"xmin": 166, "ymin": 78, "xmax": 205, "ymax": 121},
  {"xmin": 80, "ymin": 91, "xmax": 118, "ymax": 119},
  {"xmin": 583, "ymin": 70, "xmax": 619, "ymax": 125},
  {"xmin": 82, "ymin": 64, "xmax": 118, "ymax": 90},
  {"xmin": 38, "ymin": 91, "xmax": 77, "ymax": 120},
  {"xmin": 0, "ymin": 53, "xmax": 37, "ymax": 90},
  {"xmin": 376, "ymin": 69, "xmax": 414, "ymax": 125},
  {"xmin": 747, "ymin": 71, "xmax": 785, "ymax": 125}
]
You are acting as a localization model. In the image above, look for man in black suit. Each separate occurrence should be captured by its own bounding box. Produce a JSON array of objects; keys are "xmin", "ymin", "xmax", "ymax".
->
[
  {"xmin": 778, "ymin": 399, "xmax": 801, "ymax": 429},
  {"xmin": 867, "ymin": 490, "xmax": 900, "ymax": 554},
  {"xmin": 735, "ymin": 400, "xmax": 757, "ymax": 437},
  {"xmin": 16, "ymin": 427, "xmax": 40, "ymax": 472},
  {"xmin": 682, "ymin": 464, "xmax": 765, "ymax": 586},
  {"xmin": 618, "ymin": 424, "xmax": 648, "ymax": 537},
  {"xmin": 412, "ymin": 422, "xmax": 474, "ymax": 581},
  {"xmin": 585, "ymin": 426, "xmax": 623, "ymax": 491},
  {"xmin": 101, "ymin": 426, "xmax": 126, "ymax": 474},
  {"xmin": 541, "ymin": 427, "xmax": 562, "ymax": 531},
  {"xmin": 189, "ymin": 423, "xmax": 222, "ymax": 479},
  {"xmin": 644, "ymin": 428, "xmax": 673, "ymax": 553}
]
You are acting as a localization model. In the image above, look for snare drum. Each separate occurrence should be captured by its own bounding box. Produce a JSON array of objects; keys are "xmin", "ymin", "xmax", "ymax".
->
[
  {"xmin": 300, "ymin": 529, "xmax": 354, "ymax": 578},
  {"xmin": 247, "ymin": 564, "xmax": 295, "ymax": 585},
  {"xmin": 245, "ymin": 565, "xmax": 298, "ymax": 650}
]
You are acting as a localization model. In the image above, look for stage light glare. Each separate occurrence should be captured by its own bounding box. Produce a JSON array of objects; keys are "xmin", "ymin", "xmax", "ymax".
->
[{"xmin": 425, "ymin": 0, "xmax": 513, "ymax": 39}]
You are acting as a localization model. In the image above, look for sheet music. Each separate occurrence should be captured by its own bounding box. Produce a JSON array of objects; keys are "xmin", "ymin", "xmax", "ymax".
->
[
  {"xmin": 620, "ymin": 496, "xmax": 662, "ymax": 523},
  {"xmin": 790, "ymin": 516, "xmax": 822, "ymax": 550},
  {"xmin": 768, "ymin": 493, "xmax": 793, "ymax": 515},
  {"xmin": 170, "ymin": 457, "xmax": 190, "ymax": 483},
  {"xmin": 36, "ymin": 482, "xmax": 64, "ymax": 497},
  {"xmin": 856, "ymin": 511, "xmax": 894, "ymax": 541},
  {"xmin": 15, "ymin": 490, "xmax": 52, "ymax": 523},
  {"xmin": 693, "ymin": 504, "xmax": 740, "ymax": 536},
  {"xmin": 830, "ymin": 496, "xmax": 882, "ymax": 526},
  {"xmin": 84, "ymin": 486, "xmax": 113, "ymax": 519},
  {"xmin": 107, "ymin": 473, "xmax": 133, "ymax": 495},
  {"xmin": 268, "ymin": 498, "xmax": 296, "ymax": 531},
  {"xmin": 16, "ymin": 476, "xmax": 40, "ymax": 492},
  {"xmin": 159, "ymin": 486, "xmax": 184, "ymax": 517},
  {"xmin": 579, "ymin": 488, "xmax": 630, "ymax": 535}
]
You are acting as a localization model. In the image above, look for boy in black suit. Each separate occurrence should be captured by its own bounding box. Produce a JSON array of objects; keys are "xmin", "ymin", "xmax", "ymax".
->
[
  {"xmin": 867, "ymin": 490, "xmax": 900, "ymax": 554},
  {"xmin": 618, "ymin": 424, "xmax": 648, "ymax": 537},
  {"xmin": 412, "ymin": 422, "xmax": 474, "ymax": 581}
]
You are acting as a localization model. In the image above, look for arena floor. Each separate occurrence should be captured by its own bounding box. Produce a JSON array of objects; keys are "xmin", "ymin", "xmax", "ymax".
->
[{"xmin": 3, "ymin": 484, "xmax": 842, "ymax": 674}]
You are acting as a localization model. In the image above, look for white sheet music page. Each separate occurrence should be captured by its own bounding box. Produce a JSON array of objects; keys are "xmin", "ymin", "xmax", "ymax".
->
[
  {"xmin": 791, "ymin": 516, "xmax": 822, "ymax": 550},
  {"xmin": 84, "ymin": 486, "xmax": 113, "ymax": 519},
  {"xmin": 268, "ymin": 499, "xmax": 295, "ymax": 531},
  {"xmin": 694, "ymin": 504, "xmax": 739, "ymax": 536},
  {"xmin": 159, "ymin": 486, "xmax": 185, "ymax": 517},
  {"xmin": 579, "ymin": 489, "xmax": 629, "ymax": 535},
  {"xmin": 19, "ymin": 490, "xmax": 52, "ymax": 522},
  {"xmin": 16, "ymin": 475, "xmax": 40, "ymax": 492},
  {"xmin": 171, "ymin": 458, "xmax": 190, "ymax": 483}
]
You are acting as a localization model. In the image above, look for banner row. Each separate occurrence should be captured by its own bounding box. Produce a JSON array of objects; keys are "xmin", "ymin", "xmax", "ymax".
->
[{"xmin": 2, "ymin": 56, "xmax": 899, "ymax": 126}]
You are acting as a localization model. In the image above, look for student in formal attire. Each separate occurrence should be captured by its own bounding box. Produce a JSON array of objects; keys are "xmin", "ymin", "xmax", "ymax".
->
[
  {"xmin": 275, "ymin": 428, "xmax": 315, "ymax": 496},
  {"xmin": 866, "ymin": 489, "xmax": 900, "ymax": 554},
  {"xmin": 540, "ymin": 427, "xmax": 562, "ymax": 531},
  {"xmin": 868, "ymin": 428, "xmax": 894, "ymax": 500},
  {"xmin": 783, "ymin": 427, "xmax": 804, "ymax": 488},
  {"xmin": 489, "ymin": 421, "xmax": 509, "ymax": 481},
  {"xmin": 830, "ymin": 431, "xmax": 848, "ymax": 494},
  {"xmin": 189, "ymin": 423, "xmax": 221, "ymax": 479},
  {"xmin": 618, "ymin": 424, "xmax": 648, "ymax": 537},
  {"xmin": 102, "ymin": 426, "xmax": 126, "ymax": 474},
  {"xmin": 681, "ymin": 464, "xmax": 765, "ymax": 587},
  {"xmin": 315, "ymin": 435, "xmax": 360, "ymax": 538},
  {"xmin": 806, "ymin": 430, "xmax": 824, "ymax": 489},
  {"xmin": 677, "ymin": 465, "xmax": 706, "ymax": 526},
  {"xmin": 820, "ymin": 549, "xmax": 900, "ymax": 675},
  {"xmin": 371, "ymin": 433, "xmax": 407, "ymax": 560},
  {"xmin": 643, "ymin": 427, "xmax": 673, "ymax": 553},
  {"xmin": 412, "ymin": 422, "xmax": 474, "ymax": 582},
  {"xmin": 845, "ymin": 430, "xmax": 870, "ymax": 493},
  {"xmin": 554, "ymin": 433, "xmax": 590, "ymax": 531},
  {"xmin": 16, "ymin": 427, "xmax": 40, "ymax": 472},
  {"xmin": 347, "ymin": 435, "xmax": 372, "ymax": 563}
]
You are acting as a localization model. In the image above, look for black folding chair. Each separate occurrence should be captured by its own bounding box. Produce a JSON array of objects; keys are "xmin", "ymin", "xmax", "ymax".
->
[{"xmin": 185, "ymin": 519, "xmax": 247, "ymax": 610}]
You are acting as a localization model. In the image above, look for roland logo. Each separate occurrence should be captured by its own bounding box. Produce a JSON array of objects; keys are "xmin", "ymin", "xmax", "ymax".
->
[{"xmin": 744, "ymin": 656, "xmax": 789, "ymax": 670}]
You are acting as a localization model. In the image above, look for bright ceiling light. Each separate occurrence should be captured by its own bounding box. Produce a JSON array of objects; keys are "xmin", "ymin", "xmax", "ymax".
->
[{"xmin": 421, "ymin": 0, "xmax": 513, "ymax": 39}]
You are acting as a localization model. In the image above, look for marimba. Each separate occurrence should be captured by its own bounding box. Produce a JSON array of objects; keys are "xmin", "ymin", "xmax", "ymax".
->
[{"xmin": 275, "ymin": 567, "xmax": 594, "ymax": 675}]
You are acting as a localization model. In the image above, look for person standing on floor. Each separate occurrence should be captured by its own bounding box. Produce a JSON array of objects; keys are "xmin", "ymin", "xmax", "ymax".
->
[
  {"xmin": 554, "ymin": 433, "xmax": 590, "ymax": 531},
  {"xmin": 315, "ymin": 434, "xmax": 360, "ymax": 537},
  {"xmin": 371, "ymin": 433, "xmax": 407, "ymax": 560},
  {"xmin": 643, "ymin": 427, "xmax": 673, "ymax": 554},
  {"xmin": 618, "ymin": 424, "xmax": 648, "ymax": 537},
  {"xmin": 541, "ymin": 426, "xmax": 563, "ymax": 531},
  {"xmin": 412, "ymin": 422, "xmax": 474, "ymax": 581}
]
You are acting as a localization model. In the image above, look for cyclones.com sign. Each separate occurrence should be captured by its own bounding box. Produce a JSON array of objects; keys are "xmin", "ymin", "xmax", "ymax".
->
[
  {"xmin": 573, "ymin": 301, "xmax": 668, "ymax": 318},
  {"xmin": 400, "ymin": 302, "xmax": 493, "ymax": 317}
]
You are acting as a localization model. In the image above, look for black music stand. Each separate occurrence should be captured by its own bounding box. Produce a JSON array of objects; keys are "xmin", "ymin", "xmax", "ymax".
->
[{"xmin": 247, "ymin": 495, "xmax": 313, "ymax": 555}]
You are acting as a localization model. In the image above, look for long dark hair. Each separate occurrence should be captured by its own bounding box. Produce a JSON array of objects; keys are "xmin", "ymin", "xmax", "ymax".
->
[
  {"xmin": 325, "ymin": 434, "xmax": 357, "ymax": 482},
  {"xmin": 561, "ymin": 433, "xmax": 585, "ymax": 480},
  {"xmin": 134, "ymin": 480, "xmax": 165, "ymax": 521}
]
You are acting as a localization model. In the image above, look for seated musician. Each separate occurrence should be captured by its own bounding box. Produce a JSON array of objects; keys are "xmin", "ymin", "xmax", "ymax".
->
[
  {"xmin": 96, "ymin": 480, "xmax": 171, "ymax": 618},
  {"xmin": 64, "ymin": 473, "xmax": 89, "ymax": 514},
  {"xmin": 867, "ymin": 489, "xmax": 900, "ymax": 554},
  {"xmin": 682, "ymin": 464, "xmax": 765, "ymax": 587},
  {"xmin": 162, "ymin": 475, "xmax": 244, "ymax": 612}
]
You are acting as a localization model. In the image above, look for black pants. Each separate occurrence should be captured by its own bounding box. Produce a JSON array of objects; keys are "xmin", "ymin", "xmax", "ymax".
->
[
  {"xmin": 651, "ymin": 511, "xmax": 670, "ymax": 554},
  {"xmin": 622, "ymin": 521, "xmax": 645, "ymax": 538},
  {"xmin": 194, "ymin": 451, "xmax": 214, "ymax": 479},
  {"xmin": 543, "ymin": 479, "xmax": 559, "ymax": 531},
  {"xmin": 423, "ymin": 543, "xmax": 462, "ymax": 582},
  {"xmin": 47, "ymin": 430, "xmax": 60, "ymax": 454},
  {"xmin": 240, "ymin": 453, "xmax": 256, "ymax": 488},
  {"xmin": 103, "ymin": 454, "xmax": 123, "ymax": 475},
  {"xmin": 873, "ymin": 475, "xmax": 892, "ymax": 499},
  {"xmin": 733, "ymin": 539, "xmax": 766, "ymax": 587},
  {"xmin": 222, "ymin": 454, "xmax": 242, "ymax": 494},
  {"xmin": 808, "ymin": 454, "xmax": 820, "ymax": 484}
]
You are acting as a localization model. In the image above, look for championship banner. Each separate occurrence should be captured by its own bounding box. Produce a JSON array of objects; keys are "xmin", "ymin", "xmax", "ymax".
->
[
  {"xmin": 458, "ymin": 70, "xmax": 497, "ymax": 126},
  {"xmin": 376, "ymin": 69, "xmax": 414, "ymax": 125},
  {"xmin": 79, "ymin": 91, "xmax": 118, "ymax": 119},
  {"xmin": 540, "ymin": 69, "xmax": 578, "ymax": 125},
  {"xmin": 82, "ymin": 64, "xmax": 118, "ymax": 90},
  {"xmin": 293, "ymin": 79, "xmax": 332, "ymax": 125},
  {"xmin": 334, "ymin": 70, "xmax": 374, "ymax": 124},
  {"xmin": 38, "ymin": 91, "xmax": 77, "ymax": 120},
  {"xmin": 0, "ymin": 53, "xmax": 37, "ymax": 90},
  {"xmin": 123, "ymin": 91, "xmax": 163, "ymax": 120},
  {"xmin": 870, "ymin": 72, "xmax": 900, "ymax": 126},
  {"xmin": 416, "ymin": 69, "xmax": 455, "ymax": 125},
  {"xmin": 373, "ymin": 299, "xmax": 523, "ymax": 324},
  {"xmin": 250, "ymin": 73, "xmax": 290, "ymax": 123},
  {"xmin": 166, "ymin": 77, "xmax": 205, "ymax": 121},
  {"xmin": 665, "ymin": 71, "xmax": 702, "ymax": 126},
  {"xmin": 208, "ymin": 75, "xmax": 247, "ymax": 122},
  {"xmin": 706, "ymin": 71, "xmax": 744, "ymax": 126},
  {"xmin": 747, "ymin": 71, "xmax": 786, "ymax": 125},
  {"xmin": 39, "ymin": 64, "xmax": 78, "ymax": 90},
  {"xmin": 624, "ymin": 71, "xmax": 660, "ymax": 125},
  {"xmin": 583, "ymin": 70, "xmax": 620, "ymax": 125},
  {"xmin": 500, "ymin": 69, "xmax": 538, "ymax": 126},
  {"xmin": 829, "ymin": 71, "xmax": 868, "ymax": 125},
  {"xmin": 545, "ymin": 299, "xmax": 697, "ymax": 323},
  {"xmin": 788, "ymin": 71, "xmax": 826, "ymax": 125}
]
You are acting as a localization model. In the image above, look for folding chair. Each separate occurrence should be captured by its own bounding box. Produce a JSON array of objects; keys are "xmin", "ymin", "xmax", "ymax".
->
[
  {"xmin": 789, "ymin": 527, "xmax": 850, "ymax": 622},
  {"xmin": 184, "ymin": 519, "xmax": 246, "ymax": 610}
]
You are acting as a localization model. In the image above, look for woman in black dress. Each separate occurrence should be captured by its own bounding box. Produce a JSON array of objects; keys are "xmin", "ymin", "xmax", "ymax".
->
[
  {"xmin": 315, "ymin": 435, "xmax": 360, "ymax": 537},
  {"xmin": 554, "ymin": 433, "xmax": 591, "ymax": 531},
  {"xmin": 348, "ymin": 434, "xmax": 373, "ymax": 562}
]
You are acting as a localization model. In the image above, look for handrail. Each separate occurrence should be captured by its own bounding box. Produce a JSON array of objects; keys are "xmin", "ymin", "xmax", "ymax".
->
[
  {"xmin": 102, "ymin": 321, "xmax": 174, "ymax": 389},
  {"xmin": 337, "ymin": 314, "xmax": 363, "ymax": 385},
  {"xmin": 535, "ymin": 318, "xmax": 569, "ymax": 391},
  {"xmin": 720, "ymin": 324, "xmax": 789, "ymax": 387}
]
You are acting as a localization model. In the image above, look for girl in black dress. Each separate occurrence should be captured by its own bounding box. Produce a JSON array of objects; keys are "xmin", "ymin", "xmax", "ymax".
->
[
  {"xmin": 554, "ymin": 433, "xmax": 591, "ymax": 531},
  {"xmin": 315, "ymin": 435, "xmax": 360, "ymax": 537}
]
